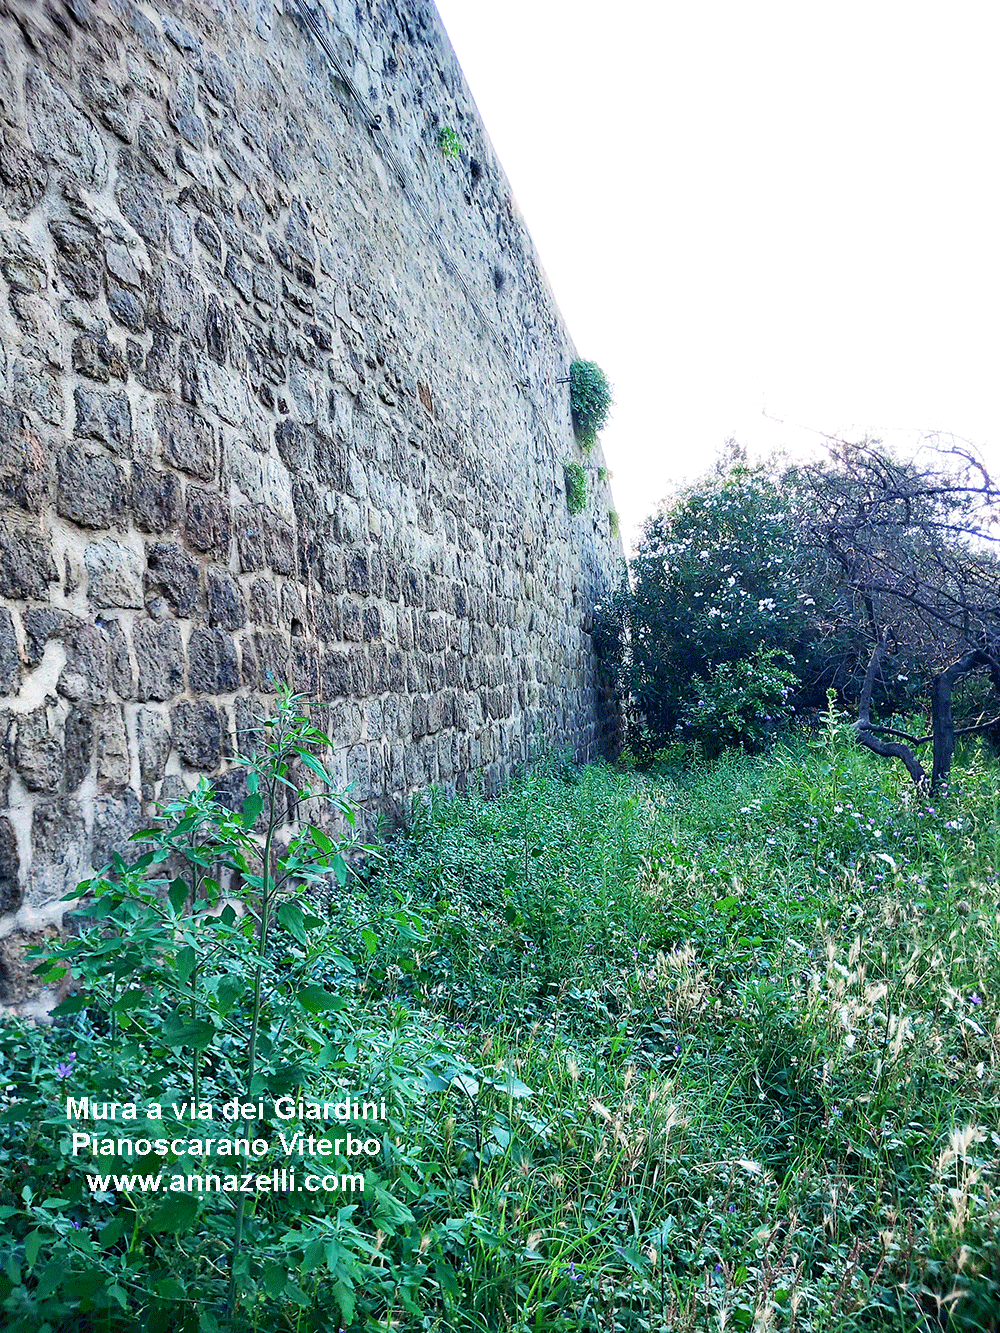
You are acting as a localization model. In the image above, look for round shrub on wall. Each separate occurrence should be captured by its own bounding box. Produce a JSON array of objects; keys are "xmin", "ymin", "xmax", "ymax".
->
[{"xmin": 569, "ymin": 359, "xmax": 613, "ymax": 451}]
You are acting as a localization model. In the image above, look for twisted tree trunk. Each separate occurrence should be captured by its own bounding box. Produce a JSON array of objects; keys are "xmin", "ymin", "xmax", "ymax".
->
[{"xmin": 855, "ymin": 634, "xmax": 995, "ymax": 794}]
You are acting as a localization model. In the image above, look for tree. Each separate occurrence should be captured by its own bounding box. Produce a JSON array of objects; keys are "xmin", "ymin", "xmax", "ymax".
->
[
  {"xmin": 797, "ymin": 439, "xmax": 1000, "ymax": 792},
  {"xmin": 598, "ymin": 452, "xmax": 862, "ymax": 753}
]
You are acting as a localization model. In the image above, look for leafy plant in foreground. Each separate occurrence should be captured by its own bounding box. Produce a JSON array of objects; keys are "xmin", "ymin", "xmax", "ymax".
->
[{"xmin": 7, "ymin": 688, "xmax": 418, "ymax": 1330}]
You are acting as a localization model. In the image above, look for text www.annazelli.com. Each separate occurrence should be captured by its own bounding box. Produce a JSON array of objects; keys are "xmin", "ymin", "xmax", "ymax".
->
[{"xmin": 85, "ymin": 1169, "xmax": 364, "ymax": 1194}]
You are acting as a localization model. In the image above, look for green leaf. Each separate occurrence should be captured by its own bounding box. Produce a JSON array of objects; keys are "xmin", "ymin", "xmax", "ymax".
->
[
  {"xmin": 168, "ymin": 879, "xmax": 188, "ymax": 914},
  {"xmin": 215, "ymin": 975, "xmax": 244, "ymax": 1015},
  {"xmin": 242, "ymin": 792, "xmax": 264, "ymax": 828},
  {"xmin": 100, "ymin": 1216, "xmax": 127, "ymax": 1247},
  {"xmin": 296, "ymin": 984, "xmax": 346, "ymax": 1013},
  {"xmin": 298, "ymin": 751, "xmax": 332, "ymax": 785},
  {"xmin": 163, "ymin": 1016, "xmax": 217, "ymax": 1050},
  {"xmin": 486, "ymin": 1072, "xmax": 534, "ymax": 1099},
  {"xmin": 149, "ymin": 1194, "xmax": 199, "ymax": 1233},
  {"xmin": 309, "ymin": 825, "xmax": 335, "ymax": 855},
  {"xmin": 50, "ymin": 993, "xmax": 88, "ymax": 1016},
  {"xmin": 277, "ymin": 901, "xmax": 308, "ymax": 946},
  {"xmin": 176, "ymin": 945, "xmax": 196, "ymax": 985},
  {"xmin": 23, "ymin": 1230, "xmax": 42, "ymax": 1269},
  {"xmin": 435, "ymin": 1260, "xmax": 461, "ymax": 1300}
]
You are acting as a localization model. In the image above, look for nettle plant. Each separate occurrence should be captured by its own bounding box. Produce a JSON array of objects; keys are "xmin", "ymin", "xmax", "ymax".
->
[
  {"xmin": 568, "ymin": 359, "xmax": 613, "ymax": 451},
  {"xmin": 8, "ymin": 688, "xmax": 424, "ymax": 1331}
]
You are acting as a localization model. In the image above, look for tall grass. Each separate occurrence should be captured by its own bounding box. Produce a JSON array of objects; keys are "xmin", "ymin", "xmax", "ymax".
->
[{"xmin": 3, "ymin": 711, "xmax": 999, "ymax": 1330}]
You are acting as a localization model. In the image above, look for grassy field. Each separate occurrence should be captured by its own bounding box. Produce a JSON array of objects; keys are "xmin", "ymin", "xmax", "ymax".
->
[{"xmin": 3, "ymin": 710, "xmax": 1000, "ymax": 1331}]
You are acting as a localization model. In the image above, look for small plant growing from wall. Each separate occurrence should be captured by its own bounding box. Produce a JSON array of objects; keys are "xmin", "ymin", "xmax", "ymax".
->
[
  {"xmin": 438, "ymin": 125, "xmax": 464, "ymax": 160},
  {"xmin": 609, "ymin": 509, "xmax": 620, "ymax": 538},
  {"xmin": 569, "ymin": 359, "xmax": 613, "ymax": 451},
  {"xmin": 564, "ymin": 460, "xmax": 587, "ymax": 514}
]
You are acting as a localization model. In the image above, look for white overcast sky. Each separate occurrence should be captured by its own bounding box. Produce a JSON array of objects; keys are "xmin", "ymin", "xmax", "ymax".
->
[{"xmin": 432, "ymin": 0, "xmax": 1000, "ymax": 552}]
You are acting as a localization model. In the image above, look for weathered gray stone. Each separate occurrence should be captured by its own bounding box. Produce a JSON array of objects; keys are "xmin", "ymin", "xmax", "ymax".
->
[
  {"xmin": 94, "ymin": 704, "xmax": 129, "ymax": 787},
  {"xmin": 105, "ymin": 241, "xmax": 142, "ymax": 289},
  {"xmin": 0, "ymin": 818, "xmax": 20, "ymax": 914},
  {"xmin": 116, "ymin": 162, "xmax": 166, "ymax": 247},
  {"xmin": 29, "ymin": 797, "xmax": 86, "ymax": 903},
  {"xmin": 188, "ymin": 627, "xmax": 240, "ymax": 694},
  {"xmin": 26, "ymin": 66, "xmax": 108, "ymax": 188},
  {"xmin": 1, "ymin": 220, "xmax": 48, "ymax": 293},
  {"xmin": 157, "ymin": 401, "xmax": 216, "ymax": 480},
  {"xmin": 185, "ymin": 485, "xmax": 231, "ymax": 557},
  {"xmin": 154, "ymin": 260, "xmax": 207, "ymax": 345},
  {"xmin": 14, "ymin": 707, "xmax": 63, "ymax": 793},
  {"xmin": 0, "ymin": 401, "xmax": 57, "ymax": 513},
  {"xmin": 134, "ymin": 618, "xmax": 185, "ymax": 701},
  {"xmin": 0, "ymin": 607, "xmax": 21, "ymax": 695},
  {"xmin": 207, "ymin": 569, "xmax": 246, "ymax": 630},
  {"xmin": 144, "ymin": 542, "xmax": 199, "ymax": 616},
  {"xmin": 108, "ymin": 286, "xmax": 146, "ymax": 333},
  {"xmin": 56, "ymin": 445, "xmax": 126, "ymax": 528},
  {"xmin": 72, "ymin": 331, "xmax": 127, "ymax": 382},
  {"xmin": 73, "ymin": 388, "xmax": 133, "ymax": 455},
  {"xmin": 250, "ymin": 630, "xmax": 288, "ymax": 690},
  {"xmin": 0, "ymin": 711, "xmax": 11, "ymax": 805},
  {"xmin": 22, "ymin": 608, "xmax": 80, "ymax": 667},
  {"xmin": 171, "ymin": 700, "xmax": 222, "ymax": 769},
  {"xmin": 49, "ymin": 217, "xmax": 100, "ymax": 298},
  {"xmin": 84, "ymin": 539, "xmax": 144, "ymax": 608},
  {"xmin": 0, "ymin": 513, "xmax": 58, "ymax": 598},
  {"xmin": 98, "ymin": 618, "xmax": 134, "ymax": 698},
  {"xmin": 138, "ymin": 115, "xmax": 175, "ymax": 180},
  {"xmin": 136, "ymin": 706, "xmax": 171, "ymax": 798},
  {"xmin": 0, "ymin": 140, "xmax": 49, "ymax": 219},
  {"xmin": 53, "ymin": 623, "xmax": 109, "ymax": 704},
  {"xmin": 91, "ymin": 790, "xmax": 143, "ymax": 871},
  {"xmin": 65, "ymin": 705, "xmax": 92, "ymax": 790},
  {"xmin": 131, "ymin": 462, "xmax": 185, "ymax": 533},
  {"xmin": 139, "ymin": 329, "xmax": 178, "ymax": 391}
]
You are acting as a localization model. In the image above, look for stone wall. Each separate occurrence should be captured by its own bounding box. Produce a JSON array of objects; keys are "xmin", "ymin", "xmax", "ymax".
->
[{"xmin": 0, "ymin": 0, "xmax": 623, "ymax": 1002}]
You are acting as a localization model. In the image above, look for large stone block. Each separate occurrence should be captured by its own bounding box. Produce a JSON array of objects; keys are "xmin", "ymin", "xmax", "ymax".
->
[
  {"xmin": 92, "ymin": 790, "xmax": 143, "ymax": 871},
  {"xmin": 171, "ymin": 700, "xmax": 222, "ymax": 769},
  {"xmin": 94, "ymin": 704, "xmax": 130, "ymax": 788},
  {"xmin": 14, "ymin": 707, "xmax": 63, "ymax": 793},
  {"xmin": 134, "ymin": 618, "xmax": 185, "ymax": 701},
  {"xmin": 136, "ymin": 706, "xmax": 171, "ymax": 798},
  {"xmin": 207, "ymin": 569, "xmax": 246, "ymax": 631},
  {"xmin": 65, "ymin": 705, "xmax": 93, "ymax": 790},
  {"xmin": 0, "ymin": 513, "xmax": 58, "ymax": 598},
  {"xmin": 0, "ymin": 818, "xmax": 21, "ymax": 914},
  {"xmin": 57, "ymin": 623, "xmax": 110, "ymax": 704},
  {"xmin": 26, "ymin": 66, "xmax": 108, "ymax": 189},
  {"xmin": 157, "ymin": 401, "xmax": 216, "ymax": 480},
  {"xmin": 29, "ymin": 797, "xmax": 87, "ymax": 903},
  {"xmin": 84, "ymin": 539, "xmax": 144, "ymax": 609},
  {"xmin": 73, "ymin": 388, "xmax": 133, "ymax": 455},
  {"xmin": 144, "ymin": 542, "xmax": 199, "ymax": 616},
  {"xmin": 56, "ymin": 444, "xmax": 126, "ymax": 529},
  {"xmin": 188, "ymin": 627, "xmax": 240, "ymax": 694},
  {"xmin": 132, "ymin": 462, "xmax": 185, "ymax": 533},
  {"xmin": 0, "ymin": 607, "xmax": 21, "ymax": 695},
  {"xmin": 185, "ymin": 485, "xmax": 231, "ymax": 557}
]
